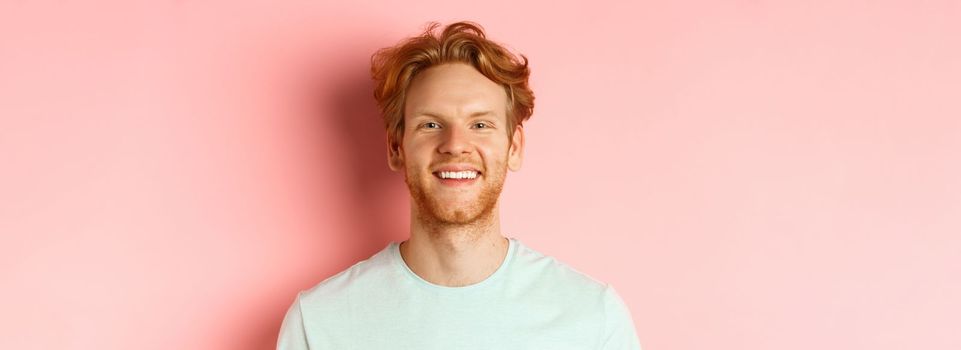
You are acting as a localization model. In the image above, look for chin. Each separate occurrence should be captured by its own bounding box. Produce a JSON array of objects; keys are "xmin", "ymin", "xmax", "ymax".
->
[
  {"xmin": 427, "ymin": 200, "xmax": 482, "ymax": 224},
  {"xmin": 443, "ymin": 205, "xmax": 482, "ymax": 221}
]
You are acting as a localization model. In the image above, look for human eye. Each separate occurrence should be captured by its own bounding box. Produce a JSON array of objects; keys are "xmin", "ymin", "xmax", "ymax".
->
[
  {"xmin": 421, "ymin": 121, "xmax": 441, "ymax": 129},
  {"xmin": 473, "ymin": 121, "xmax": 493, "ymax": 129}
]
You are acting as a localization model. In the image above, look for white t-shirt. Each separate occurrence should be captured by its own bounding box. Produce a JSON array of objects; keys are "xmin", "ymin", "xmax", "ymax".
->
[{"xmin": 276, "ymin": 237, "xmax": 642, "ymax": 350}]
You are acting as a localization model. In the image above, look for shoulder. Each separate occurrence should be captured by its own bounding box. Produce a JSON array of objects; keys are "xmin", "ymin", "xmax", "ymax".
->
[
  {"xmin": 512, "ymin": 241, "xmax": 640, "ymax": 348},
  {"xmin": 296, "ymin": 243, "xmax": 399, "ymax": 306},
  {"xmin": 510, "ymin": 239, "xmax": 611, "ymax": 300}
]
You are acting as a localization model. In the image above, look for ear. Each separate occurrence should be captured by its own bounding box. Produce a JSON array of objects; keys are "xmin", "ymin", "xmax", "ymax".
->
[
  {"xmin": 387, "ymin": 137, "xmax": 405, "ymax": 172},
  {"xmin": 507, "ymin": 124, "xmax": 525, "ymax": 171}
]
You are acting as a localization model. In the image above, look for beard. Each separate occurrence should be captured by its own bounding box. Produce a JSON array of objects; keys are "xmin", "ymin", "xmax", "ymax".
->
[{"xmin": 404, "ymin": 158, "xmax": 507, "ymax": 227}]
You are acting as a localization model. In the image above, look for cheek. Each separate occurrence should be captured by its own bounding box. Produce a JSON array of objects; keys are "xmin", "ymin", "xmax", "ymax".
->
[
  {"xmin": 479, "ymin": 140, "xmax": 512, "ymax": 158},
  {"xmin": 401, "ymin": 145, "xmax": 432, "ymax": 169}
]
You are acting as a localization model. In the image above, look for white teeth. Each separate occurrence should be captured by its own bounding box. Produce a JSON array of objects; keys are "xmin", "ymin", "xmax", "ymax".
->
[{"xmin": 439, "ymin": 171, "xmax": 478, "ymax": 179}]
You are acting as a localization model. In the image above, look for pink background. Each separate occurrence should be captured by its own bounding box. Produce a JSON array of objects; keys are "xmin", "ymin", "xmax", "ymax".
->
[{"xmin": 2, "ymin": 1, "xmax": 959, "ymax": 349}]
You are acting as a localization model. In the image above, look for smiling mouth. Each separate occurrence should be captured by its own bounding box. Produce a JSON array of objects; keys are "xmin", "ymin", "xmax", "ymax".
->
[
  {"xmin": 432, "ymin": 170, "xmax": 481, "ymax": 180},
  {"xmin": 431, "ymin": 170, "xmax": 482, "ymax": 187}
]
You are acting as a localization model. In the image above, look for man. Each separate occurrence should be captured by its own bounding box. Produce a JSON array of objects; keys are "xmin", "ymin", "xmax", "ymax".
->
[{"xmin": 276, "ymin": 21, "xmax": 642, "ymax": 350}]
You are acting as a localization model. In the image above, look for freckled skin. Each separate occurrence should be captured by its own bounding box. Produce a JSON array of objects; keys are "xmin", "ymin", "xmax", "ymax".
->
[{"xmin": 388, "ymin": 63, "xmax": 524, "ymax": 229}]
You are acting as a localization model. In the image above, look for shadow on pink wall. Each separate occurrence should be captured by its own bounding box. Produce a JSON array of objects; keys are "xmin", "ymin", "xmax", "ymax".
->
[{"xmin": 233, "ymin": 39, "xmax": 408, "ymax": 349}]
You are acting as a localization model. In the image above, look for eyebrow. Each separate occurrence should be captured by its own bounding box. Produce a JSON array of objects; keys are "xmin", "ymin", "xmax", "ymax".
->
[{"xmin": 412, "ymin": 110, "xmax": 497, "ymax": 119}]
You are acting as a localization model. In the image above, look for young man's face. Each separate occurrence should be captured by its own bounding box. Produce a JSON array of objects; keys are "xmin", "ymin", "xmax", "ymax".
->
[{"xmin": 388, "ymin": 63, "xmax": 524, "ymax": 226}]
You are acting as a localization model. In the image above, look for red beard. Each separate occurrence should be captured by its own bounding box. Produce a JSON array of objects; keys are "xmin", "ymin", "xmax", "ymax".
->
[{"xmin": 404, "ymin": 159, "xmax": 507, "ymax": 226}]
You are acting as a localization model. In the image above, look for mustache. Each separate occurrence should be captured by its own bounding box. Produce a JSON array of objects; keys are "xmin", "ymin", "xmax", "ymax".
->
[{"xmin": 431, "ymin": 158, "xmax": 483, "ymax": 170}]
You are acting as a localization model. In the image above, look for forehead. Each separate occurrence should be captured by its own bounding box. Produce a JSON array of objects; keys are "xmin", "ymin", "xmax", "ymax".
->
[{"xmin": 404, "ymin": 63, "xmax": 509, "ymax": 119}]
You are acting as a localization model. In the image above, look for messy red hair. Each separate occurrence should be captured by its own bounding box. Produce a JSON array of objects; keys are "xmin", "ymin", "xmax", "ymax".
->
[{"xmin": 370, "ymin": 21, "xmax": 535, "ymax": 151}]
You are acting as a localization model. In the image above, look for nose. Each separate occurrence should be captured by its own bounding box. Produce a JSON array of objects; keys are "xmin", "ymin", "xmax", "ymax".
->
[{"xmin": 437, "ymin": 124, "xmax": 472, "ymax": 155}]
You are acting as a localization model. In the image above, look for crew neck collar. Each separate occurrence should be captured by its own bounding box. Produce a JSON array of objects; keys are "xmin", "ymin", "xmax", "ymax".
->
[{"xmin": 390, "ymin": 236, "xmax": 518, "ymax": 291}]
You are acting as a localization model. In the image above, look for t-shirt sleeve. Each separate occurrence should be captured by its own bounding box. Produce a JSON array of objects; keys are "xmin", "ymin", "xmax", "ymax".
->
[
  {"xmin": 599, "ymin": 284, "xmax": 643, "ymax": 350},
  {"xmin": 276, "ymin": 291, "xmax": 310, "ymax": 350}
]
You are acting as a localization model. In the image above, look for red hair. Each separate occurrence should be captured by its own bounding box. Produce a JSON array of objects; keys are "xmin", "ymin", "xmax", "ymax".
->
[{"xmin": 370, "ymin": 21, "xmax": 535, "ymax": 150}]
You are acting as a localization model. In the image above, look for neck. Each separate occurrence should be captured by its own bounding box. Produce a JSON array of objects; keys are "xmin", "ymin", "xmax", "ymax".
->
[{"xmin": 399, "ymin": 202, "xmax": 510, "ymax": 287}]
